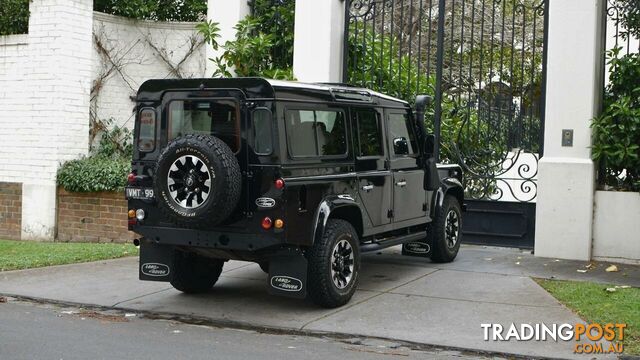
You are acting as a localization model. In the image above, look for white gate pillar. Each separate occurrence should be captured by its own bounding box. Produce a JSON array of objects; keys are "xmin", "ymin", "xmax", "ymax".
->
[
  {"xmin": 293, "ymin": 0, "xmax": 345, "ymax": 82},
  {"xmin": 206, "ymin": 0, "xmax": 251, "ymax": 76},
  {"xmin": 534, "ymin": 0, "xmax": 606, "ymax": 260}
]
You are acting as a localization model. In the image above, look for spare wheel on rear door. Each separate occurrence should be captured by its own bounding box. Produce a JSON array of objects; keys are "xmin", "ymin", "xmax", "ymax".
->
[{"xmin": 154, "ymin": 134, "xmax": 241, "ymax": 227}]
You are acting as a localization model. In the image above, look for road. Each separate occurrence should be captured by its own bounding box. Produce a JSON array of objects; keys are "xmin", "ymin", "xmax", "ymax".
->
[{"xmin": 0, "ymin": 300, "xmax": 491, "ymax": 360}]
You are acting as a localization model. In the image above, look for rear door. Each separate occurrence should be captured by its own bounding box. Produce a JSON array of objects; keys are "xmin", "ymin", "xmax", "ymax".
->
[
  {"xmin": 386, "ymin": 110, "xmax": 427, "ymax": 224},
  {"xmin": 354, "ymin": 108, "xmax": 392, "ymax": 227}
]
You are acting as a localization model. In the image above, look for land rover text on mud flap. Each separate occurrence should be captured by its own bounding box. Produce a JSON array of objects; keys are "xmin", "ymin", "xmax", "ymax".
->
[{"xmin": 127, "ymin": 78, "xmax": 464, "ymax": 308}]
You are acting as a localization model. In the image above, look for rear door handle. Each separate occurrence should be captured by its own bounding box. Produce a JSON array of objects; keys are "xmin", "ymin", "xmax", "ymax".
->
[
  {"xmin": 395, "ymin": 180, "xmax": 407, "ymax": 187},
  {"xmin": 361, "ymin": 184, "xmax": 374, "ymax": 192}
]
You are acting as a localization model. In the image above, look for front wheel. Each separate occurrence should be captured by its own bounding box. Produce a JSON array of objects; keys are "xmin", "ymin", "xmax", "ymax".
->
[
  {"xmin": 170, "ymin": 251, "xmax": 224, "ymax": 293},
  {"xmin": 307, "ymin": 219, "xmax": 360, "ymax": 308},
  {"xmin": 429, "ymin": 195, "xmax": 462, "ymax": 263}
]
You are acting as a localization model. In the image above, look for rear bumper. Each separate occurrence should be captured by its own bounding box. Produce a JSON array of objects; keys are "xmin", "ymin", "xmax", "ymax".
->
[{"xmin": 132, "ymin": 225, "xmax": 284, "ymax": 251}]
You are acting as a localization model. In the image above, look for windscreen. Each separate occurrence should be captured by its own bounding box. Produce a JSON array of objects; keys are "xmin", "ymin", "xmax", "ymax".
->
[{"xmin": 167, "ymin": 99, "xmax": 240, "ymax": 152}]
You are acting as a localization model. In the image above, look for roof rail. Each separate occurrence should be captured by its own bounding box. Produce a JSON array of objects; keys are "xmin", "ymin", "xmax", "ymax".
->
[
  {"xmin": 329, "ymin": 87, "xmax": 373, "ymax": 102},
  {"xmin": 314, "ymin": 82, "xmax": 361, "ymax": 88}
]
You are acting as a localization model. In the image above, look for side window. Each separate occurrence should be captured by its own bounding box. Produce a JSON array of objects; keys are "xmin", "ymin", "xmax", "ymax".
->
[
  {"xmin": 286, "ymin": 109, "xmax": 347, "ymax": 157},
  {"xmin": 138, "ymin": 108, "xmax": 156, "ymax": 152},
  {"xmin": 355, "ymin": 110, "xmax": 383, "ymax": 157},
  {"xmin": 388, "ymin": 112, "xmax": 418, "ymax": 156},
  {"xmin": 252, "ymin": 109, "xmax": 273, "ymax": 155}
]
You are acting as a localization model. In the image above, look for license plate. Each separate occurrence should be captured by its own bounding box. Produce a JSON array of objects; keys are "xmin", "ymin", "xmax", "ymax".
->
[{"xmin": 125, "ymin": 187, "xmax": 154, "ymax": 200}]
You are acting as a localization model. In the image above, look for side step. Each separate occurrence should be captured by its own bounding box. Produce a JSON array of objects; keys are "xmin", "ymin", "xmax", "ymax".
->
[{"xmin": 360, "ymin": 232, "xmax": 425, "ymax": 253}]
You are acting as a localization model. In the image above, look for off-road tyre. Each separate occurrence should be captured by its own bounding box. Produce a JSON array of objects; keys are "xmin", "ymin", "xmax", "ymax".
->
[
  {"xmin": 307, "ymin": 219, "xmax": 360, "ymax": 308},
  {"xmin": 170, "ymin": 251, "xmax": 224, "ymax": 293},
  {"xmin": 429, "ymin": 195, "xmax": 462, "ymax": 263},
  {"xmin": 154, "ymin": 134, "xmax": 241, "ymax": 228}
]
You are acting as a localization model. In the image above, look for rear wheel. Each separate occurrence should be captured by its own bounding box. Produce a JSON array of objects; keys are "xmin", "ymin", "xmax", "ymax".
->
[
  {"xmin": 170, "ymin": 251, "xmax": 224, "ymax": 293},
  {"xmin": 307, "ymin": 219, "xmax": 360, "ymax": 308},
  {"xmin": 429, "ymin": 195, "xmax": 462, "ymax": 263}
]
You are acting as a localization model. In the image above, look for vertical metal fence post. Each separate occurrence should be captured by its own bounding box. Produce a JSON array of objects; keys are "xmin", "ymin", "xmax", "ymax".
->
[
  {"xmin": 342, "ymin": 0, "xmax": 352, "ymax": 83},
  {"xmin": 433, "ymin": 0, "xmax": 446, "ymax": 162}
]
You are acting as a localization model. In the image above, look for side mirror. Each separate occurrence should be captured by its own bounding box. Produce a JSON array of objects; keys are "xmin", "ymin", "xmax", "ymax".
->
[{"xmin": 393, "ymin": 137, "xmax": 409, "ymax": 155}]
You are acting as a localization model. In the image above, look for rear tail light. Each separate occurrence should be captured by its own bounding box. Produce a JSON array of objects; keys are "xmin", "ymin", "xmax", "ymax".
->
[
  {"xmin": 127, "ymin": 172, "xmax": 136, "ymax": 184},
  {"xmin": 274, "ymin": 178, "xmax": 285, "ymax": 190},
  {"xmin": 274, "ymin": 219, "xmax": 284, "ymax": 229},
  {"xmin": 261, "ymin": 217, "xmax": 273, "ymax": 230}
]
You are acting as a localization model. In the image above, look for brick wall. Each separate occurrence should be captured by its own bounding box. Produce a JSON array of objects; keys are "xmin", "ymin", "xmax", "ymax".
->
[
  {"xmin": 0, "ymin": 183, "xmax": 22, "ymax": 240},
  {"xmin": 57, "ymin": 188, "xmax": 135, "ymax": 243}
]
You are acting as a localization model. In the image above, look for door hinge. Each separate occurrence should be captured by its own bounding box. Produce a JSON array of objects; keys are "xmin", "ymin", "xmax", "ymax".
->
[{"xmin": 387, "ymin": 209, "xmax": 394, "ymax": 218}]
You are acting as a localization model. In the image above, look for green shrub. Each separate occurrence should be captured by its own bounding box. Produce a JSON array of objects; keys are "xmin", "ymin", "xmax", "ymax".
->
[
  {"xmin": 57, "ymin": 156, "xmax": 130, "ymax": 193},
  {"xmin": 199, "ymin": 0, "xmax": 295, "ymax": 79},
  {"xmin": 58, "ymin": 121, "xmax": 132, "ymax": 193},
  {"xmin": 592, "ymin": 49, "xmax": 640, "ymax": 192},
  {"xmin": 616, "ymin": 0, "xmax": 640, "ymax": 40},
  {"xmin": 93, "ymin": 0, "xmax": 206, "ymax": 22},
  {"xmin": 0, "ymin": 0, "xmax": 29, "ymax": 35}
]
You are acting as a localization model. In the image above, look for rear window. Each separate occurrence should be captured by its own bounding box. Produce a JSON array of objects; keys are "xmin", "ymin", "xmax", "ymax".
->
[
  {"xmin": 168, "ymin": 99, "xmax": 240, "ymax": 152},
  {"xmin": 285, "ymin": 109, "xmax": 347, "ymax": 158}
]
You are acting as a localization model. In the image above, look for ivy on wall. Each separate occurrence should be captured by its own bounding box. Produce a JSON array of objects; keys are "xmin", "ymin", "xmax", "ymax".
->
[{"xmin": 0, "ymin": 0, "xmax": 29, "ymax": 35}]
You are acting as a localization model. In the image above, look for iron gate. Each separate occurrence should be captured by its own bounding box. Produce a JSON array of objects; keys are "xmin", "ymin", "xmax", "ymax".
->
[{"xmin": 344, "ymin": 0, "xmax": 549, "ymax": 249}]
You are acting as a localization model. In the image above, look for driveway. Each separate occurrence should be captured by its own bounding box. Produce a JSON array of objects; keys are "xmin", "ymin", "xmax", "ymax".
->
[{"xmin": 2, "ymin": 245, "xmax": 633, "ymax": 359}]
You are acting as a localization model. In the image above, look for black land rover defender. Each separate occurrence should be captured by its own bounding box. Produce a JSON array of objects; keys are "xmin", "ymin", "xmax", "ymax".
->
[{"xmin": 127, "ymin": 78, "xmax": 464, "ymax": 308}]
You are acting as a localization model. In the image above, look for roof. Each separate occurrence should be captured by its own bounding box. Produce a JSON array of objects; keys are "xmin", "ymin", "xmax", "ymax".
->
[{"xmin": 136, "ymin": 77, "xmax": 409, "ymax": 107}]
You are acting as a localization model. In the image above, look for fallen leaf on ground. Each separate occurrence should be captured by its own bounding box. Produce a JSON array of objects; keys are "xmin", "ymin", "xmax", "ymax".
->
[
  {"xmin": 605, "ymin": 265, "xmax": 619, "ymax": 272},
  {"xmin": 484, "ymin": 258, "xmax": 493, "ymax": 261},
  {"xmin": 77, "ymin": 310, "xmax": 128, "ymax": 323},
  {"xmin": 585, "ymin": 263, "xmax": 596, "ymax": 270},
  {"xmin": 0, "ymin": 296, "xmax": 6, "ymax": 303},
  {"xmin": 617, "ymin": 285, "xmax": 631, "ymax": 289},
  {"xmin": 515, "ymin": 262, "xmax": 520, "ymax": 265},
  {"xmin": 577, "ymin": 269, "xmax": 588, "ymax": 273},
  {"xmin": 605, "ymin": 288, "xmax": 617, "ymax": 293}
]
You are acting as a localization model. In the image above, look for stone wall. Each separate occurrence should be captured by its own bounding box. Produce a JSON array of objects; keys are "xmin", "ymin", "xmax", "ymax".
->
[
  {"xmin": 91, "ymin": 12, "xmax": 205, "ymax": 131},
  {"xmin": 57, "ymin": 189, "xmax": 134, "ymax": 243},
  {"xmin": 0, "ymin": 2, "xmax": 204, "ymax": 240},
  {"xmin": 0, "ymin": 183, "xmax": 22, "ymax": 240}
]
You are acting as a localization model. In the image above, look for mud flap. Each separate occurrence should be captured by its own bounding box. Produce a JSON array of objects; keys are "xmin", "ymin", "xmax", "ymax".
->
[
  {"xmin": 267, "ymin": 248, "xmax": 307, "ymax": 299},
  {"xmin": 139, "ymin": 240, "xmax": 174, "ymax": 282},
  {"xmin": 401, "ymin": 236, "xmax": 433, "ymax": 258}
]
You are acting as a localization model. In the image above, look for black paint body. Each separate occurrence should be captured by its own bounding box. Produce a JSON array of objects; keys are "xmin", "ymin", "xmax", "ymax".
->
[{"xmin": 129, "ymin": 78, "xmax": 464, "ymax": 292}]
